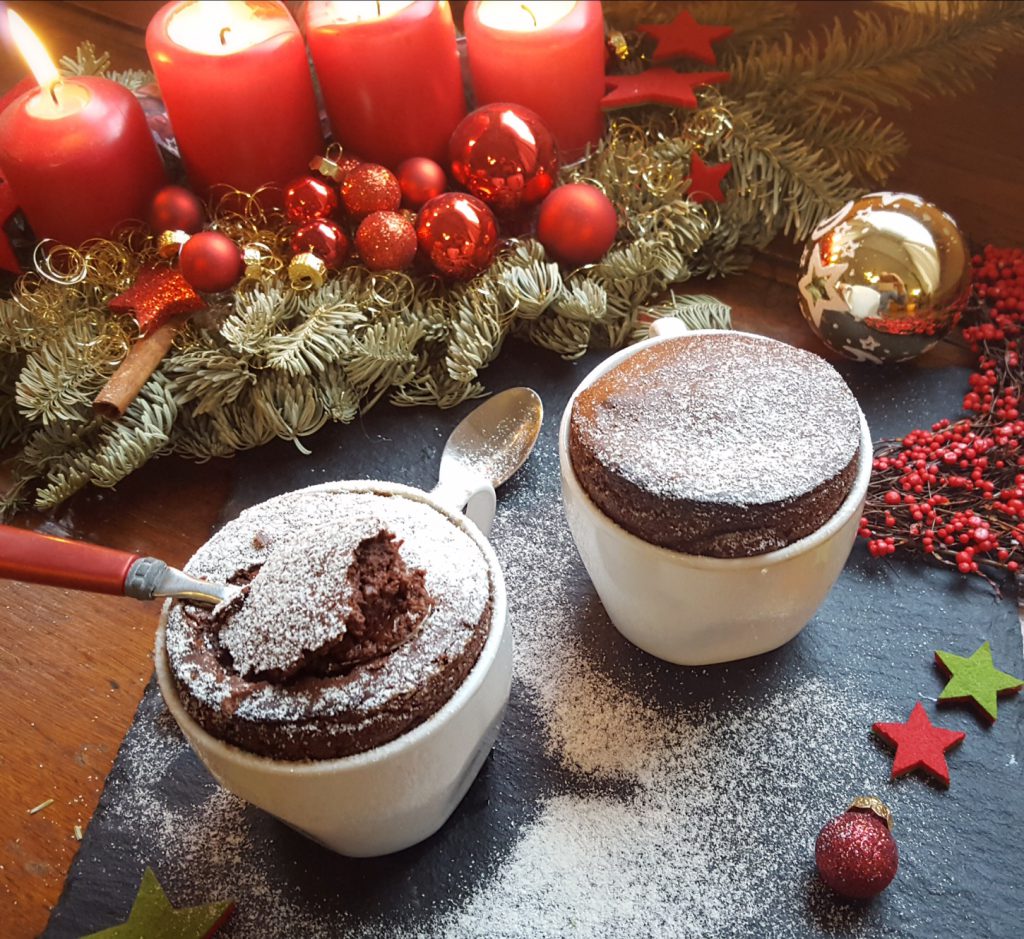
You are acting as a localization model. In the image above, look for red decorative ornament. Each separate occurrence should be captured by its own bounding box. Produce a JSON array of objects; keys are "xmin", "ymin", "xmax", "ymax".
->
[
  {"xmin": 815, "ymin": 798, "xmax": 899, "ymax": 900},
  {"xmin": 416, "ymin": 193, "xmax": 499, "ymax": 280},
  {"xmin": 602, "ymin": 69, "xmax": 731, "ymax": 111},
  {"xmin": 872, "ymin": 701, "xmax": 966, "ymax": 787},
  {"xmin": 108, "ymin": 266, "xmax": 206, "ymax": 335},
  {"xmin": 284, "ymin": 176, "xmax": 338, "ymax": 223},
  {"xmin": 148, "ymin": 185, "xmax": 204, "ymax": 235},
  {"xmin": 310, "ymin": 149, "xmax": 362, "ymax": 184},
  {"xmin": 449, "ymin": 103, "xmax": 559, "ymax": 215},
  {"xmin": 355, "ymin": 211, "xmax": 417, "ymax": 272},
  {"xmin": 688, "ymin": 153, "xmax": 731, "ymax": 204},
  {"xmin": 397, "ymin": 157, "xmax": 447, "ymax": 210},
  {"xmin": 290, "ymin": 219, "xmax": 350, "ymax": 268},
  {"xmin": 536, "ymin": 183, "xmax": 618, "ymax": 267},
  {"xmin": 179, "ymin": 231, "xmax": 244, "ymax": 293},
  {"xmin": 340, "ymin": 164, "xmax": 401, "ymax": 221},
  {"xmin": 636, "ymin": 11, "xmax": 734, "ymax": 65}
]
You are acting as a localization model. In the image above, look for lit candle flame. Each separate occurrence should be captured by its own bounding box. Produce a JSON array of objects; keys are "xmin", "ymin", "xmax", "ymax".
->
[{"xmin": 7, "ymin": 10, "xmax": 61, "ymax": 101}]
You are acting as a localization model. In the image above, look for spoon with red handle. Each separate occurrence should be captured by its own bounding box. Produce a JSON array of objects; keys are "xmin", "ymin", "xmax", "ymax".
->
[{"xmin": 0, "ymin": 525, "xmax": 235, "ymax": 605}]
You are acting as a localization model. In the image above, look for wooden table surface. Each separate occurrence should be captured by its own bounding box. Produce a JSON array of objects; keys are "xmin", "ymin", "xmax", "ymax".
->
[{"xmin": 0, "ymin": 3, "xmax": 1021, "ymax": 936}]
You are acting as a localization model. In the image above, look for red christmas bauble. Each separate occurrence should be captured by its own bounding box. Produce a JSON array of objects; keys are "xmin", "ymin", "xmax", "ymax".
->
[
  {"xmin": 537, "ymin": 183, "xmax": 618, "ymax": 267},
  {"xmin": 341, "ymin": 164, "xmax": 401, "ymax": 220},
  {"xmin": 397, "ymin": 157, "xmax": 447, "ymax": 210},
  {"xmin": 355, "ymin": 211, "xmax": 418, "ymax": 272},
  {"xmin": 449, "ymin": 103, "xmax": 559, "ymax": 215},
  {"xmin": 416, "ymin": 193, "xmax": 499, "ymax": 280},
  {"xmin": 149, "ymin": 185, "xmax": 204, "ymax": 235},
  {"xmin": 290, "ymin": 219, "xmax": 350, "ymax": 268},
  {"xmin": 285, "ymin": 176, "xmax": 338, "ymax": 224},
  {"xmin": 815, "ymin": 803, "xmax": 899, "ymax": 899},
  {"xmin": 179, "ymin": 231, "xmax": 243, "ymax": 293}
]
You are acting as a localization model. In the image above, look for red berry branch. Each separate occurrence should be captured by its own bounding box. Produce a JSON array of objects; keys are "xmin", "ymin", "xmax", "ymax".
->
[{"xmin": 860, "ymin": 246, "xmax": 1024, "ymax": 588}]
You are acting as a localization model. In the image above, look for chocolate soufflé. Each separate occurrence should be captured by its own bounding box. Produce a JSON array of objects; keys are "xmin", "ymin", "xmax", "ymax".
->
[
  {"xmin": 569, "ymin": 333, "xmax": 862, "ymax": 558},
  {"xmin": 164, "ymin": 487, "xmax": 493, "ymax": 760}
]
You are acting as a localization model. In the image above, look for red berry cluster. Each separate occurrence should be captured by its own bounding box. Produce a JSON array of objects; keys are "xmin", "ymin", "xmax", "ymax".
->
[{"xmin": 861, "ymin": 245, "xmax": 1024, "ymax": 585}]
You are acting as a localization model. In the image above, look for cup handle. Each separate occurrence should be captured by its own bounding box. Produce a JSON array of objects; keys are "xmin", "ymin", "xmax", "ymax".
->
[
  {"xmin": 430, "ymin": 474, "xmax": 497, "ymax": 536},
  {"xmin": 648, "ymin": 317, "xmax": 691, "ymax": 340}
]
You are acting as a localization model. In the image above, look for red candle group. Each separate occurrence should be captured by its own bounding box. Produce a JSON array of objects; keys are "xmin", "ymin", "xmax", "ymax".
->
[
  {"xmin": 305, "ymin": 1, "xmax": 466, "ymax": 169},
  {"xmin": 146, "ymin": 0, "xmax": 322, "ymax": 197}
]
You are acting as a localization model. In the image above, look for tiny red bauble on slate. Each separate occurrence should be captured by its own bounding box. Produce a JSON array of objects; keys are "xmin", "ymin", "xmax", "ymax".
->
[
  {"xmin": 149, "ymin": 185, "xmax": 204, "ymax": 235},
  {"xmin": 341, "ymin": 164, "xmax": 402, "ymax": 221},
  {"xmin": 449, "ymin": 103, "xmax": 559, "ymax": 215},
  {"xmin": 285, "ymin": 176, "xmax": 338, "ymax": 224},
  {"xmin": 397, "ymin": 157, "xmax": 447, "ymax": 210},
  {"xmin": 537, "ymin": 183, "xmax": 618, "ymax": 267},
  {"xmin": 416, "ymin": 193, "xmax": 499, "ymax": 280},
  {"xmin": 815, "ymin": 797, "xmax": 898, "ymax": 900},
  {"xmin": 290, "ymin": 219, "xmax": 350, "ymax": 268},
  {"xmin": 355, "ymin": 211, "xmax": 418, "ymax": 272},
  {"xmin": 179, "ymin": 231, "xmax": 243, "ymax": 293}
]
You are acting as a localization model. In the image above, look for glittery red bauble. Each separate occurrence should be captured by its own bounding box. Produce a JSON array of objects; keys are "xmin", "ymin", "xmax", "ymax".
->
[
  {"xmin": 179, "ymin": 231, "xmax": 243, "ymax": 293},
  {"xmin": 449, "ymin": 103, "xmax": 559, "ymax": 215},
  {"xmin": 397, "ymin": 157, "xmax": 447, "ymax": 210},
  {"xmin": 285, "ymin": 176, "xmax": 338, "ymax": 224},
  {"xmin": 815, "ymin": 809, "xmax": 899, "ymax": 899},
  {"xmin": 148, "ymin": 185, "xmax": 204, "ymax": 235},
  {"xmin": 355, "ymin": 211, "xmax": 418, "ymax": 272},
  {"xmin": 416, "ymin": 193, "xmax": 499, "ymax": 280},
  {"xmin": 341, "ymin": 164, "xmax": 401, "ymax": 220},
  {"xmin": 290, "ymin": 219, "xmax": 350, "ymax": 268},
  {"xmin": 537, "ymin": 183, "xmax": 618, "ymax": 267}
]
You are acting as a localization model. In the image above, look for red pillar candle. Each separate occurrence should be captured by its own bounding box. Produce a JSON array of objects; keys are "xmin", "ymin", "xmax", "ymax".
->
[
  {"xmin": 0, "ymin": 13, "xmax": 166, "ymax": 246},
  {"xmin": 305, "ymin": 1, "xmax": 466, "ymax": 169},
  {"xmin": 146, "ymin": 0, "xmax": 322, "ymax": 197},
  {"xmin": 464, "ymin": 1, "xmax": 606, "ymax": 161}
]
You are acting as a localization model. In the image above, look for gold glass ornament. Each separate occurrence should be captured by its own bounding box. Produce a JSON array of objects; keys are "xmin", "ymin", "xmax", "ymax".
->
[{"xmin": 797, "ymin": 192, "xmax": 970, "ymax": 364}]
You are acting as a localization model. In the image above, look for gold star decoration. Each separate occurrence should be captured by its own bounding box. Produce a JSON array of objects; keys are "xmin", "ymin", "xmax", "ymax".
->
[{"xmin": 83, "ymin": 867, "xmax": 235, "ymax": 939}]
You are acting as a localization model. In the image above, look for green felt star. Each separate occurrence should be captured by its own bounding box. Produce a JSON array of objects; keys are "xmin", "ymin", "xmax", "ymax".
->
[
  {"xmin": 83, "ymin": 868, "xmax": 234, "ymax": 939},
  {"xmin": 935, "ymin": 641, "xmax": 1023, "ymax": 722}
]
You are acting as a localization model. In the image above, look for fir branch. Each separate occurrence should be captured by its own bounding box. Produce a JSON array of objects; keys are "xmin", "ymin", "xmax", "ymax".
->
[{"xmin": 728, "ymin": 1, "xmax": 1024, "ymax": 116}]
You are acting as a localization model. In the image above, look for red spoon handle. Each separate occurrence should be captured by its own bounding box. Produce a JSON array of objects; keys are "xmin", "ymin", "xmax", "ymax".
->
[{"xmin": 0, "ymin": 525, "xmax": 141, "ymax": 595}]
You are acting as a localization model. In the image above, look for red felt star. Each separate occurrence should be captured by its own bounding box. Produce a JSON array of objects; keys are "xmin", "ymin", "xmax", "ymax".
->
[
  {"xmin": 873, "ymin": 701, "xmax": 965, "ymax": 787},
  {"xmin": 108, "ymin": 266, "xmax": 206, "ymax": 335},
  {"xmin": 638, "ymin": 11, "xmax": 734, "ymax": 65},
  {"xmin": 688, "ymin": 153, "xmax": 731, "ymax": 204},
  {"xmin": 602, "ymin": 69, "xmax": 731, "ymax": 111},
  {"xmin": 0, "ymin": 178, "xmax": 21, "ymax": 274}
]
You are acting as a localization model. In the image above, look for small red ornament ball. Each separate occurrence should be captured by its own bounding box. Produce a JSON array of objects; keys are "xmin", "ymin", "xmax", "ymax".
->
[
  {"xmin": 416, "ymin": 193, "xmax": 499, "ymax": 280},
  {"xmin": 449, "ymin": 103, "xmax": 559, "ymax": 215},
  {"xmin": 149, "ymin": 185, "xmax": 204, "ymax": 235},
  {"xmin": 290, "ymin": 219, "xmax": 350, "ymax": 268},
  {"xmin": 179, "ymin": 231, "xmax": 243, "ymax": 293},
  {"xmin": 355, "ymin": 211, "xmax": 417, "ymax": 272},
  {"xmin": 815, "ymin": 806, "xmax": 899, "ymax": 899},
  {"xmin": 397, "ymin": 157, "xmax": 447, "ymax": 210},
  {"xmin": 285, "ymin": 176, "xmax": 338, "ymax": 224},
  {"xmin": 537, "ymin": 183, "xmax": 618, "ymax": 267},
  {"xmin": 341, "ymin": 164, "xmax": 401, "ymax": 220}
]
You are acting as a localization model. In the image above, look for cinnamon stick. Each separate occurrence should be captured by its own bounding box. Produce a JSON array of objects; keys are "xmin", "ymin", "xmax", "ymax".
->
[{"xmin": 93, "ymin": 317, "xmax": 184, "ymax": 419}]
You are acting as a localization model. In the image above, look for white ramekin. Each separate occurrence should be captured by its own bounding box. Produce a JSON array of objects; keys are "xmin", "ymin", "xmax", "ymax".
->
[
  {"xmin": 559, "ymin": 322, "xmax": 872, "ymax": 665},
  {"xmin": 155, "ymin": 480, "xmax": 510, "ymax": 857}
]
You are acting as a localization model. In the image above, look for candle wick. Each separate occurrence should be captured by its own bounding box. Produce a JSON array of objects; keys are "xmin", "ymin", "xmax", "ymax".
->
[
  {"xmin": 48, "ymin": 79, "xmax": 62, "ymax": 107},
  {"xmin": 520, "ymin": 3, "xmax": 537, "ymax": 27},
  {"xmin": 219, "ymin": 26, "xmax": 231, "ymax": 46},
  {"xmin": 376, "ymin": 0, "xmax": 381, "ymax": 14}
]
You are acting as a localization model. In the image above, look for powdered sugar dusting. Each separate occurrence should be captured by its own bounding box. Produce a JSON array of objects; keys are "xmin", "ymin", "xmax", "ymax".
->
[
  {"xmin": 574, "ymin": 334, "xmax": 861, "ymax": 505},
  {"xmin": 164, "ymin": 485, "xmax": 490, "ymax": 735},
  {"xmin": 220, "ymin": 520, "xmax": 380, "ymax": 677}
]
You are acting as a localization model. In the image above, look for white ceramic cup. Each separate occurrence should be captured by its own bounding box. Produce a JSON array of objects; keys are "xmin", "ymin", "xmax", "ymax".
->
[
  {"xmin": 155, "ymin": 480, "xmax": 510, "ymax": 857},
  {"xmin": 559, "ymin": 321, "xmax": 872, "ymax": 665}
]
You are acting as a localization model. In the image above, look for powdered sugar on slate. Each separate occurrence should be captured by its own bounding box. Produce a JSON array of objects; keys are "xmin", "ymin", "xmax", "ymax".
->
[{"xmin": 574, "ymin": 334, "xmax": 862, "ymax": 505}]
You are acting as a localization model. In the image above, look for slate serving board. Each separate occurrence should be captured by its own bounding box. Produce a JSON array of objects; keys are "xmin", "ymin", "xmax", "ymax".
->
[{"xmin": 44, "ymin": 338, "xmax": 1023, "ymax": 938}]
